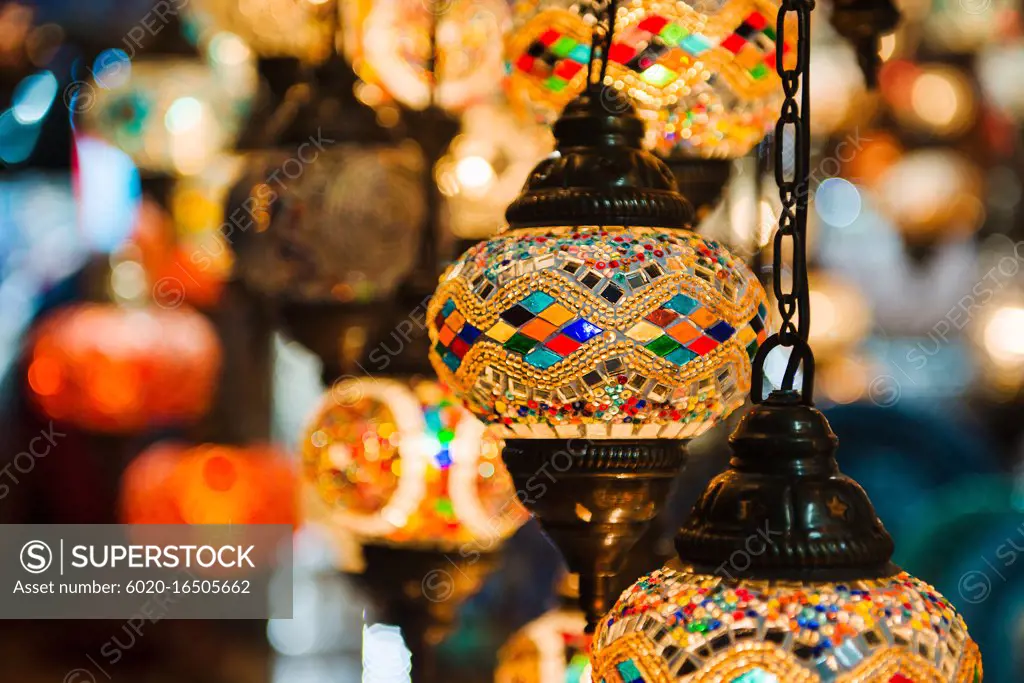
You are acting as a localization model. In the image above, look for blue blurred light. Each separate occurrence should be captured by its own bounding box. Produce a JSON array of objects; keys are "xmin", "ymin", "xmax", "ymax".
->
[
  {"xmin": 92, "ymin": 49, "xmax": 132, "ymax": 89},
  {"xmin": 75, "ymin": 136, "xmax": 141, "ymax": 252},
  {"xmin": 815, "ymin": 177, "xmax": 862, "ymax": 228},
  {"xmin": 12, "ymin": 71, "xmax": 59, "ymax": 124},
  {"xmin": 0, "ymin": 110, "xmax": 42, "ymax": 164}
]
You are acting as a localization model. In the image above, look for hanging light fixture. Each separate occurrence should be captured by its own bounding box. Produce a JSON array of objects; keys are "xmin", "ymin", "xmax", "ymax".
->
[
  {"xmin": 427, "ymin": 0, "xmax": 768, "ymax": 629},
  {"xmin": 590, "ymin": 1, "xmax": 982, "ymax": 679},
  {"xmin": 503, "ymin": 0, "xmax": 795, "ymax": 216}
]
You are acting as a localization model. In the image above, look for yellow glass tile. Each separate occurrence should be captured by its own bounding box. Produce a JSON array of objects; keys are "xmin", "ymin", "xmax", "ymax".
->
[
  {"xmin": 445, "ymin": 310, "xmax": 465, "ymax": 331},
  {"xmin": 625, "ymin": 321, "xmax": 663, "ymax": 343},
  {"xmin": 737, "ymin": 325, "xmax": 756, "ymax": 345},
  {"xmin": 538, "ymin": 302, "xmax": 574, "ymax": 326},
  {"xmin": 486, "ymin": 321, "xmax": 517, "ymax": 343}
]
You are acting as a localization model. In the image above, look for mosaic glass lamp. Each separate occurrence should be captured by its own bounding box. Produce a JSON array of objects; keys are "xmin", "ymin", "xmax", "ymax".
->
[
  {"xmin": 505, "ymin": 0, "xmax": 792, "ymax": 212},
  {"xmin": 301, "ymin": 377, "xmax": 527, "ymax": 551},
  {"xmin": 591, "ymin": 392, "xmax": 983, "ymax": 682},
  {"xmin": 427, "ymin": 84, "xmax": 767, "ymax": 628},
  {"xmin": 495, "ymin": 573, "xmax": 592, "ymax": 683}
]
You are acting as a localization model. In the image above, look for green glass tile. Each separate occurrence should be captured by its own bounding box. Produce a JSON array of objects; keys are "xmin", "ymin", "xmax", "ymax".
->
[
  {"xmin": 544, "ymin": 76, "xmax": 568, "ymax": 93},
  {"xmin": 749, "ymin": 62, "xmax": 769, "ymax": 80},
  {"xmin": 659, "ymin": 22, "xmax": 688, "ymax": 46},
  {"xmin": 646, "ymin": 335, "xmax": 681, "ymax": 357},
  {"xmin": 505, "ymin": 332, "xmax": 539, "ymax": 354},
  {"xmin": 551, "ymin": 36, "xmax": 578, "ymax": 58}
]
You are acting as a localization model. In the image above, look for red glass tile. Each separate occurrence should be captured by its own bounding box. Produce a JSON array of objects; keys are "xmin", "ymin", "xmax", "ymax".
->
[
  {"xmin": 555, "ymin": 59, "xmax": 584, "ymax": 80},
  {"xmin": 545, "ymin": 334, "xmax": 582, "ymax": 357},
  {"xmin": 608, "ymin": 43, "xmax": 637, "ymax": 64},
  {"xmin": 637, "ymin": 15, "xmax": 670, "ymax": 34},
  {"xmin": 687, "ymin": 335, "xmax": 719, "ymax": 355},
  {"xmin": 515, "ymin": 54, "xmax": 536, "ymax": 73},
  {"xmin": 745, "ymin": 11, "xmax": 767, "ymax": 30},
  {"xmin": 538, "ymin": 29, "xmax": 561, "ymax": 46},
  {"xmin": 721, "ymin": 33, "xmax": 746, "ymax": 54}
]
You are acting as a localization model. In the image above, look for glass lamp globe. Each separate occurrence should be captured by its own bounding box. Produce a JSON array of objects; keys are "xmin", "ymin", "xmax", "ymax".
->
[
  {"xmin": 186, "ymin": 0, "xmax": 338, "ymax": 62},
  {"xmin": 496, "ymin": 574, "xmax": 592, "ymax": 683},
  {"xmin": 590, "ymin": 392, "xmax": 983, "ymax": 683},
  {"xmin": 81, "ymin": 56, "xmax": 255, "ymax": 177},
  {"xmin": 348, "ymin": 0, "xmax": 510, "ymax": 111},
  {"xmin": 505, "ymin": 0, "xmax": 790, "ymax": 159},
  {"xmin": 301, "ymin": 377, "xmax": 527, "ymax": 551}
]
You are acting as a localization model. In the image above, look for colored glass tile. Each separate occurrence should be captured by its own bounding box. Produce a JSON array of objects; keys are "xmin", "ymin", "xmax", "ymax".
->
[
  {"xmin": 520, "ymin": 291, "xmax": 556, "ymax": 314},
  {"xmin": 608, "ymin": 43, "xmax": 638, "ymax": 64},
  {"xmin": 689, "ymin": 306, "xmax": 718, "ymax": 328},
  {"xmin": 441, "ymin": 299, "xmax": 456, "ymax": 317},
  {"xmin": 666, "ymin": 346, "xmax": 698, "ymax": 366},
  {"xmin": 514, "ymin": 53, "xmax": 535, "ymax": 73},
  {"xmin": 664, "ymin": 293, "xmax": 700, "ymax": 314},
  {"xmin": 601, "ymin": 282, "xmax": 625, "ymax": 303},
  {"xmin": 441, "ymin": 351, "xmax": 460, "ymax": 372},
  {"xmin": 555, "ymin": 59, "xmax": 584, "ymax": 80},
  {"xmin": 538, "ymin": 29, "xmax": 561, "ymax": 46},
  {"xmin": 551, "ymin": 36, "xmax": 578, "ymax": 58},
  {"xmin": 458, "ymin": 324, "xmax": 481, "ymax": 344},
  {"xmin": 580, "ymin": 270, "xmax": 602, "ymax": 288},
  {"xmin": 721, "ymin": 33, "xmax": 747, "ymax": 54},
  {"xmin": 749, "ymin": 62, "xmax": 769, "ymax": 80},
  {"xmin": 659, "ymin": 22, "xmax": 688, "ymax": 46},
  {"xmin": 569, "ymin": 44, "xmax": 591, "ymax": 63},
  {"xmin": 737, "ymin": 325, "xmax": 756, "ymax": 346},
  {"xmin": 735, "ymin": 21, "xmax": 757, "ymax": 40},
  {"xmin": 746, "ymin": 11, "xmax": 768, "ymax": 30},
  {"xmin": 732, "ymin": 669, "xmax": 779, "ymax": 683},
  {"xmin": 687, "ymin": 335, "xmax": 719, "ymax": 355},
  {"xmin": 889, "ymin": 675, "xmax": 914, "ymax": 683},
  {"xmin": 546, "ymin": 334, "xmax": 582, "ymax": 356},
  {"xmin": 680, "ymin": 34, "xmax": 712, "ymax": 55},
  {"xmin": 500, "ymin": 304, "xmax": 535, "ymax": 327},
  {"xmin": 667, "ymin": 320, "xmax": 700, "ymax": 344},
  {"xmin": 705, "ymin": 320, "xmax": 736, "ymax": 343},
  {"xmin": 563, "ymin": 319, "xmax": 603, "ymax": 343},
  {"xmin": 638, "ymin": 15, "xmax": 669, "ymax": 33},
  {"xmin": 520, "ymin": 317, "xmax": 558, "ymax": 341},
  {"xmin": 449, "ymin": 337, "xmax": 470, "ymax": 359},
  {"xmin": 439, "ymin": 325, "xmax": 456, "ymax": 346},
  {"xmin": 626, "ymin": 321, "xmax": 663, "ymax": 343},
  {"xmin": 486, "ymin": 321, "xmax": 517, "ymax": 343},
  {"xmin": 538, "ymin": 303, "xmax": 574, "ymax": 326},
  {"xmin": 646, "ymin": 308, "xmax": 679, "ymax": 327},
  {"xmin": 616, "ymin": 659, "xmax": 644, "ymax": 683},
  {"xmin": 641, "ymin": 63, "xmax": 678, "ymax": 87},
  {"xmin": 445, "ymin": 310, "xmax": 465, "ymax": 332},
  {"xmin": 524, "ymin": 347, "xmax": 562, "ymax": 370},
  {"xmin": 544, "ymin": 76, "xmax": 568, "ymax": 93},
  {"xmin": 646, "ymin": 335, "xmax": 681, "ymax": 357},
  {"xmin": 505, "ymin": 333, "xmax": 539, "ymax": 354}
]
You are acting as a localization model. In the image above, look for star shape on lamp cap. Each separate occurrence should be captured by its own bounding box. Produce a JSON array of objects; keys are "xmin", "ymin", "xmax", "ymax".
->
[{"xmin": 827, "ymin": 495, "xmax": 848, "ymax": 519}]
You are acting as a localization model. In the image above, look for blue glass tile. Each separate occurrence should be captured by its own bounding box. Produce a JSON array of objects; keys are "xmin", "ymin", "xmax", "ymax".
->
[
  {"xmin": 680, "ymin": 34, "xmax": 712, "ymax": 55},
  {"xmin": 563, "ymin": 319, "xmax": 603, "ymax": 342},
  {"xmin": 441, "ymin": 299, "xmax": 456, "ymax": 317},
  {"xmin": 731, "ymin": 668, "xmax": 779, "ymax": 683},
  {"xmin": 520, "ymin": 291, "xmax": 557, "ymax": 314},
  {"xmin": 666, "ymin": 346, "xmax": 698, "ymax": 366},
  {"xmin": 664, "ymin": 293, "xmax": 700, "ymax": 314},
  {"xmin": 524, "ymin": 347, "xmax": 562, "ymax": 369},
  {"xmin": 706, "ymin": 320, "xmax": 736, "ymax": 342},
  {"xmin": 616, "ymin": 659, "xmax": 645, "ymax": 683},
  {"xmin": 569, "ymin": 44, "xmax": 592, "ymax": 63},
  {"xmin": 442, "ymin": 352, "xmax": 461, "ymax": 372},
  {"xmin": 458, "ymin": 324, "xmax": 482, "ymax": 344}
]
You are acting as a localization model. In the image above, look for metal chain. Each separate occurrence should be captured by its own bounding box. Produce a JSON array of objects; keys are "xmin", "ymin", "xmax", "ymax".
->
[{"xmin": 753, "ymin": 0, "xmax": 816, "ymax": 403}]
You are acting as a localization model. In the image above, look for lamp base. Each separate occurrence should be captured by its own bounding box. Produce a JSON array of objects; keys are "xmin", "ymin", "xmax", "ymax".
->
[
  {"xmin": 501, "ymin": 439, "xmax": 686, "ymax": 631},
  {"xmin": 356, "ymin": 544, "xmax": 500, "ymax": 683}
]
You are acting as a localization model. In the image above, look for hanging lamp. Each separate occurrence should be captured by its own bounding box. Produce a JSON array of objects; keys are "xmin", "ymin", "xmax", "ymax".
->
[
  {"xmin": 427, "ymin": 0, "xmax": 768, "ymax": 630},
  {"xmin": 590, "ymin": 0, "xmax": 982, "ymax": 679}
]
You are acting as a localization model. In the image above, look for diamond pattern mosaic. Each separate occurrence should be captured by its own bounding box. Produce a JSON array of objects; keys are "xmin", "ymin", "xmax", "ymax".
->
[
  {"xmin": 427, "ymin": 225, "xmax": 767, "ymax": 440},
  {"xmin": 506, "ymin": 0, "xmax": 790, "ymax": 158},
  {"xmin": 591, "ymin": 568, "xmax": 983, "ymax": 683}
]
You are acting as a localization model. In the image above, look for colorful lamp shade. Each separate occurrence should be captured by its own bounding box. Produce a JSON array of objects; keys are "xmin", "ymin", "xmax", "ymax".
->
[
  {"xmin": 496, "ymin": 598, "xmax": 591, "ymax": 683},
  {"xmin": 301, "ymin": 378, "xmax": 527, "ymax": 550},
  {"xmin": 351, "ymin": 0, "xmax": 510, "ymax": 111},
  {"xmin": 435, "ymin": 102, "xmax": 555, "ymax": 241},
  {"xmin": 186, "ymin": 0, "xmax": 337, "ymax": 62},
  {"xmin": 230, "ymin": 142, "xmax": 427, "ymax": 304},
  {"xmin": 592, "ymin": 567, "xmax": 982, "ymax": 682},
  {"xmin": 427, "ymin": 228, "xmax": 767, "ymax": 440},
  {"xmin": 121, "ymin": 442, "xmax": 297, "ymax": 526},
  {"xmin": 27, "ymin": 304, "xmax": 221, "ymax": 433},
  {"xmin": 591, "ymin": 395, "xmax": 983, "ymax": 683},
  {"xmin": 505, "ymin": 0, "xmax": 789, "ymax": 158},
  {"xmin": 81, "ymin": 58, "xmax": 254, "ymax": 176}
]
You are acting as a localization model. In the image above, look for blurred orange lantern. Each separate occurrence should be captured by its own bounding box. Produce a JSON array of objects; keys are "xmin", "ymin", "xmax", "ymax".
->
[
  {"xmin": 120, "ymin": 443, "xmax": 297, "ymax": 526},
  {"xmin": 27, "ymin": 304, "xmax": 222, "ymax": 433}
]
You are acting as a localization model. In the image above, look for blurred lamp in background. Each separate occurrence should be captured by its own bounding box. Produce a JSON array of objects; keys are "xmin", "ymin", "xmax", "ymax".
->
[
  {"xmin": 27, "ymin": 303, "xmax": 222, "ymax": 433},
  {"xmin": 880, "ymin": 60, "xmax": 977, "ymax": 141},
  {"xmin": 301, "ymin": 378, "xmax": 526, "ymax": 549},
  {"xmin": 187, "ymin": 0, "xmax": 338, "ymax": 62},
  {"xmin": 80, "ymin": 45, "xmax": 255, "ymax": 177},
  {"xmin": 121, "ymin": 442, "xmax": 296, "ymax": 526},
  {"xmin": 348, "ymin": 0, "xmax": 510, "ymax": 111},
  {"xmin": 494, "ymin": 573, "xmax": 591, "ymax": 683},
  {"xmin": 435, "ymin": 103, "xmax": 554, "ymax": 243}
]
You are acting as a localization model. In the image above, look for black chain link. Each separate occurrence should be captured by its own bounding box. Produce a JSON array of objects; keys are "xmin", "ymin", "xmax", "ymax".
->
[{"xmin": 753, "ymin": 0, "xmax": 816, "ymax": 403}]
